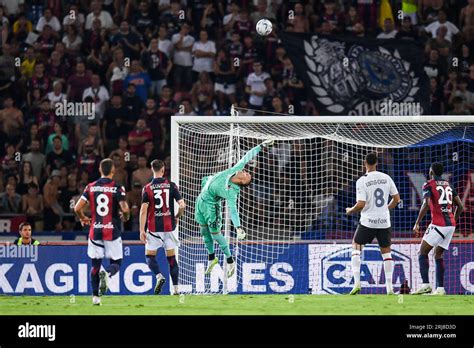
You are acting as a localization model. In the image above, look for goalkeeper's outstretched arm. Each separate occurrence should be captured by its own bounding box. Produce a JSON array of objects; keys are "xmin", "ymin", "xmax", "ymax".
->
[{"xmin": 227, "ymin": 139, "xmax": 274, "ymax": 176}]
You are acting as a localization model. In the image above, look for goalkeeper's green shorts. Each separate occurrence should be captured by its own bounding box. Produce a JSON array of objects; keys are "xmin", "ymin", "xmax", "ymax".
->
[{"xmin": 195, "ymin": 197, "xmax": 222, "ymax": 233}]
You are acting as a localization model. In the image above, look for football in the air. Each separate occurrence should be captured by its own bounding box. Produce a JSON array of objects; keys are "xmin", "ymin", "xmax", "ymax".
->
[{"xmin": 256, "ymin": 18, "xmax": 272, "ymax": 36}]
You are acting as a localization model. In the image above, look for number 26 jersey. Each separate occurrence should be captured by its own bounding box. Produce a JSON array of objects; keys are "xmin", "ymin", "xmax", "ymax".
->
[{"xmin": 423, "ymin": 178, "xmax": 458, "ymax": 227}]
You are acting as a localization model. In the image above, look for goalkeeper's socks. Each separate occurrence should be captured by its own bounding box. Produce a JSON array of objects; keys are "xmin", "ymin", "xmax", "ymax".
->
[
  {"xmin": 211, "ymin": 232, "xmax": 231, "ymax": 258},
  {"xmin": 418, "ymin": 254, "xmax": 430, "ymax": 284},
  {"xmin": 90, "ymin": 259, "xmax": 102, "ymax": 297},
  {"xmin": 208, "ymin": 253, "xmax": 215, "ymax": 261},
  {"xmin": 167, "ymin": 255, "xmax": 179, "ymax": 285},
  {"xmin": 227, "ymin": 256, "xmax": 234, "ymax": 264},
  {"xmin": 146, "ymin": 255, "xmax": 161, "ymax": 275},
  {"xmin": 382, "ymin": 252, "xmax": 394, "ymax": 293},
  {"xmin": 435, "ymin": 258, "xmax": 445, "ymax": 288},
  {"xmin": 351, "ymin": 249, "xmax": 361, "ymax": 288}
]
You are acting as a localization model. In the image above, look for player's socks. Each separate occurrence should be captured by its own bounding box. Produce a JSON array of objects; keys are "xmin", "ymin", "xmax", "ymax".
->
[
  {"xmin": 435, "ymin": 258, "xmax": 445, "ymax": 288},
  {"xmin": 167, "ymin": 255, "xmax": 179, "ymax": 286},
  {"xmin": 382, "ymin": 252, "xmax": 394, "ymax": 293},
  {"xmin": 208, "ymin": 253, "xmax": 215, "ymax": 261},
  {"xmin": 351, "ymin": 249, "xmax": 361, "ymax": 288},
  {"xmin": 226, "ymin": 257, "xmax": 236, "ymax": 277},
  {"xmin": 418, "ymin": 254, "xmax": 430, "ymax": 284},
  {"xmin": 91, "ymin": 259, "xmax": 102, "ymax": 297},
  {"xmin": 211, "ymin": 232, "xmax": 231, "ymax": 258},
  {"xmin": 146, "ymin": 255, "xmax": 161, "ymax": 275},
  {"xmin": 106, "ymin": 259, "xmax": 121, "ymax": 277},
  {"xmin": 200, "ymin": 226, "xmax": 215, "ymax": 255}
]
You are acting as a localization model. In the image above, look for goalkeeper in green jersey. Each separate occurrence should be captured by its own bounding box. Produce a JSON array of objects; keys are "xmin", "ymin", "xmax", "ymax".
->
[{"xmin": 195, "ymin": 139, "xmax": 274, "ymax": 278}]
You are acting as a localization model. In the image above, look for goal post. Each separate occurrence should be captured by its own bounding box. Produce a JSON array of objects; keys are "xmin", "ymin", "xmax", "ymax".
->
[{"xmin": 171, "ymin": 116, "xmax": 474, "ymax": 295}]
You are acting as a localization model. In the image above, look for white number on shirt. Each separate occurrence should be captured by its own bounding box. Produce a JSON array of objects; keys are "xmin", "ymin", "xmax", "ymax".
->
[
  {"xmin": 436, "ymin": 186, "xmax": 453, "ymax": 205},
  {"xmin": 153, "ymin": 189, "xmax": 170, "ymax": 210},
  {"xmin": 96, "ymin": 193, "xmax": 109, "ymax": 216}
]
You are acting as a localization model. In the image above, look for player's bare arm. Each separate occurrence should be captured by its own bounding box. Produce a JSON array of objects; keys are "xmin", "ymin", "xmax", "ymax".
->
[
  {"xmin": 346, "ymin": 201, "xmax": 366, "ymax": 215},
  {"xmin": 119, "ymin": 200, "xmax": 130, "ymax": 222},
  {"xmin": 413, "ymin": 197, "xmax": 430, "ymax": 237},
  {"xmin": 139, "ymin": 202, "xmax": 148, "ymax": 243},
  {"xmin": 387, "ymin": 193, "xmax": 401, "ymax": 209},
  {"xmin": 74, "ymin": 199, "xmax": 91, "ymax": 226},
  {"xmin": 453, "ymin": 196, "xmax": 464, "ymax": 222},
  {"xmin": 175, "ymin": 199, "xmax": 186, "ymax": 221}
]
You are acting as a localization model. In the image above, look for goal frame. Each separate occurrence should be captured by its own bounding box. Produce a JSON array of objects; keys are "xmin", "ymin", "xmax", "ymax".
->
[{"xmin": 170, "ymin": 115, "xmax": 473, "ymax": 294}]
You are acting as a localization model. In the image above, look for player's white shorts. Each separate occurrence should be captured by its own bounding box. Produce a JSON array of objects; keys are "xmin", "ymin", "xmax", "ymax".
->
[
  {"xmin": 422, "ymin": 224, "xmax": 455, "ymax": 250},
  {"xmin": 215, "ymin": 83, "xmax": 236, "ymax": 95},
  {"xmin": 87, "ymin": 238, "xmax": 123, "ymax": 260},
  {"xmin": 145, "ymin": 230, "xmax": 180, "ymax": 252}
]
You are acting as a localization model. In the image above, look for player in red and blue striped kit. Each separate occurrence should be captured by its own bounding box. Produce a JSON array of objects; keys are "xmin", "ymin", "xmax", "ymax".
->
[
  {"xmin": 413, "ymin": 162, "xmax": 464, "ymax": 295},
  {"xmin": 139, "ymin": 159, "xmax": 185, "ymax": 295},
  {"xmin": 74, "ymin": 159, "xmax": 130, "ymax": 305}
]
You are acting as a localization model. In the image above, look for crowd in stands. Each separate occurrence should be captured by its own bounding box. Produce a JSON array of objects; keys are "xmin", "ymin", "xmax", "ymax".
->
[{"xmin": 0, "ymin": 0, "xmax": 473, "ymax": 231}]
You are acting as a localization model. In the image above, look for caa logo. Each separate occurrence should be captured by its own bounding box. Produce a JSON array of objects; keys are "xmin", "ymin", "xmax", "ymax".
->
[{"xmin": 321, "ymin": 245, "xmax": 412, "ymax": 294}]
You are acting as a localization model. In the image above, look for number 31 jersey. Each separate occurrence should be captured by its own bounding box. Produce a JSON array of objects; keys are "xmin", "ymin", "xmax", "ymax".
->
[
  {"xmin": 81, "ymin": 178, "xmax": 127, "ymax": 241},
  {"xmin": 356, "ymin": 171, "xmax": 399, "ymax": 229},
  {"xmin": 423, "ymin": 178, "xmax": 458, "ymax": 227},
  {"xmin": 142, "ymin": 177, "xmax": 182, "ymax": 233}
]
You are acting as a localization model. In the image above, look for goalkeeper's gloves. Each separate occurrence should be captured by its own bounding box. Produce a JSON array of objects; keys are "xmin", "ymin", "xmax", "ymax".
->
[
  {"xmin": 236, "ymin": 227, "xmax": 246, "ymax": 240},
  {"xmin": 262, "ymin": 139, "xmax": 275, "ymax": 148}
]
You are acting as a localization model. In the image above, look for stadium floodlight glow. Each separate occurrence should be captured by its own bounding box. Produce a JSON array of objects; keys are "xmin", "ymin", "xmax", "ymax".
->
[{"xmin": 171, "ymin": 116, "xmax": 473, "ymax": 295}]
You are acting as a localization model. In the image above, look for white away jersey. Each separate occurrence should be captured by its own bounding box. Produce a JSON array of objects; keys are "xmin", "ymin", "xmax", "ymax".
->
[{"xmin": 356, "ymin": 171, "xmax": 398, "ymax": 229}]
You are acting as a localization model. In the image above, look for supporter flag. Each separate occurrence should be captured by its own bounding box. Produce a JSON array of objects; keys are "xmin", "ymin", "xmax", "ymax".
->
[
  {"xmin": 280, "ymin": 32, "xmax": 430, "ymax": 116},
  {"xmin": 379, "ymin": 0, "xmax": 394, "ymax": 29}
]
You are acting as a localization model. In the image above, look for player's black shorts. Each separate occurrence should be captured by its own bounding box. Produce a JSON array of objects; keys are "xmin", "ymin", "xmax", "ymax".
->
[{"xmin": 354, "ymin": 224, "xmax": 391, "ymax": 248}]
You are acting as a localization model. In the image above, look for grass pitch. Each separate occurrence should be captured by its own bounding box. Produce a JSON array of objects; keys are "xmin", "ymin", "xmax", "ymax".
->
[{"xmin": 1, "ymin": 295, "xmax": 473, "ymax": 315}]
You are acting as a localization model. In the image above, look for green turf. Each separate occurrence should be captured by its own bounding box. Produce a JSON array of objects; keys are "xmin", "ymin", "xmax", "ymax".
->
[{"xmin": 1, "ymin": 295, "xmax": 473, "ymax": 315}]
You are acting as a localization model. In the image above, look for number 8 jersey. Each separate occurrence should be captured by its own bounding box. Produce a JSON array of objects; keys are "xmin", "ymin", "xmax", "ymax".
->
[
  {"xmin": 142, "ymin": 177, "xmax": 182, "ymax": 232},
  {"xmin": 81, "ymin": 178, "xmax": 127, "ymax": 241},
  {"xmin": 356, "ymin": 171, "xmax": 399, "ymax": 229},
  {"xmin": 422, "ymin": 178, "xmax": 458, "ymax": 227}
]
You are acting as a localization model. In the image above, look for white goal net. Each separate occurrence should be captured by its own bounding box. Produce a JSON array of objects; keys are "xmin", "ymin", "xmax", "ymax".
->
[{"xmin": 172, "ymin": 116, "xmax": 473, "ymax": 295}]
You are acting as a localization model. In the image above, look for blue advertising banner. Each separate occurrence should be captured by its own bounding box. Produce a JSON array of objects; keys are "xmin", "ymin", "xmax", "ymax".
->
[{"xmin": 0, "ymin": 243, "xmax": 472, "ymax": 295}]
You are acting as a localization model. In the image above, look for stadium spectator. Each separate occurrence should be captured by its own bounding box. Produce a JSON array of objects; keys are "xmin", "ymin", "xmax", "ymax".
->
[
  {"xmin": 23, "ymin": 140, "xmax": 46, "ymax": 179},
  {"xmin": 0, "ymin": 183, "xmax": 22, "ymax": 214},
  {"xmin": 85, "ymin": 0, "xmax": 114, "ymax": 30},
  {"xmin": 131, "ymin": 155, "xmax": 153, "ymax": 187},
  {"xmin": 192, "ymin": 29, "xmax": 216, "ymax": 82},
  {"xmin": 246, "ymin": 61, "xmax": 270, "ymax": 111},
  {"xmin": 191, "ymin": 71, "xmax": 214, "ymax": 114},
  {"xmin": 141, "ymin": 37, "xmax": 172, "ymax": 97},
  {"xmin": 45, "ymin": 122, "xmax": 68, "ymax": 154},
  {"xmin": 171, "ymin": 22, "xmax": 195, "ymax": 92},
  {"xmin": 424, "ymin": 9, "xmax": 459, "ymax": 42},
  {"xmin": 45, "ymin": 136, "xmax": 73, "ymax": 176},
  {"xmin": 128, "ymin": 118, "xmax": 153, "ymax": 154},
  {"xmin": 22, "ymin": 182, "xmax": 44, "ymax": 230},
  {"xmin": 126, "ymin": 181, "xmax": 142, "ymax": 231},
  {"xmin": 43, "ymin": 169, "xmax": 65, "ymax": 230},
  {"xmin": 377, "ymin": 18, "xmax": 398, "ymax": 39},
  {"xmin": 16, "ymin": 161, "xmax": 39, "ymax": 195},
  {"xmin": 36, "ymin": 8, "xmax": 61, "ymax": 33},
  {"xmin": 82, "ymin": 74, "xmax": 110, "ymax": 119}
]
